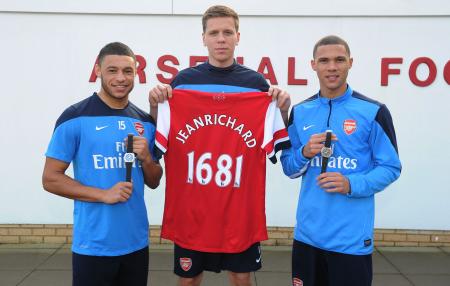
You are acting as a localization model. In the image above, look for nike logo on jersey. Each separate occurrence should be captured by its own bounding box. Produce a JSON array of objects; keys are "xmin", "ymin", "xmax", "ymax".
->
[
  {"xmin": 95, "ymin": 126, "xmax": 108, "ymax": 131},
  {"xmin": 303, "ymin": 125, "xmax": 314, "ymax": 131}
]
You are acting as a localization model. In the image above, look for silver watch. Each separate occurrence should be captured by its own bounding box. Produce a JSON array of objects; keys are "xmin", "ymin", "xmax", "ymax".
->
[
  {"xmin": 321, "ymin": 146, "xmax": 333, "ymax": 158},
  {"xmin": 123, "ymin": 152, "xmax": 136, "ymax": 163}
]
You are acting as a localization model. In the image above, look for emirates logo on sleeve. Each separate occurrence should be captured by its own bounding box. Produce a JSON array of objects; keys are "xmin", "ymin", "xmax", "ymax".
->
[
  {"xmin": 179, "ymin": 257, "xmax": 192, "ymax": 271},
  {"xmin": 343, "ymin": 119, "xmax": 357, "ymax": 135},
  {"xmin": 134, "ymin": 122, "xmax": 145, "ymax": 136}
]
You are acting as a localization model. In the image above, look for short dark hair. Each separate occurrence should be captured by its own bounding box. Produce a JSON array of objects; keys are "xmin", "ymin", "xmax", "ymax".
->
[
  {"xmin": 313, "ymin": 35, "xmax": 351, "ymax": 58},
  {"xmin": 97, "ymin": 42, "xmax": 136, "ymax": 66},
  {"xmin": 202, "ymin": 5, "xmax": 239, "ymax": 32}
]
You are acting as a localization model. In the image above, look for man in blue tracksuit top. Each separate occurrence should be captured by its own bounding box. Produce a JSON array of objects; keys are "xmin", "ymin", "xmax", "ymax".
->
[
  {"xmin": 42, "ymin": 42, "xmax": 163, "ymax": 286},
  {"xmin": 281, "ymin": 35, "xmax": 401, "ymax": 286}
]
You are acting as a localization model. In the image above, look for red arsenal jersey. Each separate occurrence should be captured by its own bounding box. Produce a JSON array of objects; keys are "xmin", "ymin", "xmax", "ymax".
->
[{"xmin": 155, "ymin": 89, "xmax": 290, "ymax": 253}]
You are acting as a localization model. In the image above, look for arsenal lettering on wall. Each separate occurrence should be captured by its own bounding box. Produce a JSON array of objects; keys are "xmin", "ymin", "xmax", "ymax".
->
[{"xmin": 89, "ymin": 55, "xmax": 450, "ymax": 87}]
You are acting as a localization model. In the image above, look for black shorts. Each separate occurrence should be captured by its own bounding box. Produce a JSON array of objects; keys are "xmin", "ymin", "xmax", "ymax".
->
[
  {"xmin": 72, "ymin": 246, "xmax": 149, "ymax": 286},
  {"xmin": 174, "ymin": 243, "xmax": 262, "ymax": 278},
  {"xmin": 292, "ymin": 240, "xmax": 372, "ymax": 286}
]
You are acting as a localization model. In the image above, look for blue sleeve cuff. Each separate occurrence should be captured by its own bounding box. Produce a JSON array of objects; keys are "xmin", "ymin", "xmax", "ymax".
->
[
  {"xmin": 295, "ymin": 145, "xmax": 310, "ymax": 166},
  {"xmin": 346, "ymin": 174, "xmax": 364, "ymax": 198}
]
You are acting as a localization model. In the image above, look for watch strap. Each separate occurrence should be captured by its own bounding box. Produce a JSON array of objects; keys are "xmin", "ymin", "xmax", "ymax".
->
[
  {"xmin": 321, "ymin": 130, "xmax": 332, "ymax": 174},
  {"xmin": 125, "ymin": 134, "xmax": 134, "ymax": 182}
]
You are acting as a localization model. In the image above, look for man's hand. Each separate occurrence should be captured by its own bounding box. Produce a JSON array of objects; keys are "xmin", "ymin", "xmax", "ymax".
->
[
  {"xmin": 302, "ymin": 132, "xmax": 338, "ymax": 159},
  {"xmin": 101, "ymin": 182, "xmax": 133, "ymax": 204},
  {"xmin": 126, "ymin": 136, "xmax": 162, "ymax": 189},
  {"xmin": 149, "ymin": 84, "xmax": 172, "ymax": 121},
  {"xmin": 268, "ymin": 86, "xmax": 291, "ymax": 125},
  {"xmin": 149, "ymin": 84, "xmax": 172, "ymax": 107},
  {"xmin": 125, "ymin": 136, "xmax": 152, "ymax": 163},
  {"xmin": 317, "ymin": 172, "xmax": 350, "ymax": 195}
]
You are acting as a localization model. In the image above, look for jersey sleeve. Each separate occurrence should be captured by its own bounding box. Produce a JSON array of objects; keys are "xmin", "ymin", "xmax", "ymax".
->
[
  {"xmin": 262, "ymin": 101, "xmax": 291, "ymax": 164},
  {"xmin": 45, "ymin": 108, "xmax": 80, "ymax": 163},
  {"xmin": 154, "ymin": 100, "xmax": 171, "ymax": 160},
  {"xmin": 347, "ymin": 104, "xmax": 402, "ymax": 198}
]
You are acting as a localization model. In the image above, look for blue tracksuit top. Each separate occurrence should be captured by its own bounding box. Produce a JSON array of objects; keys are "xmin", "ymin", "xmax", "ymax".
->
[
  {"xmin": 46, "ymin": 93, "xmax": 156, "ymax": 256},
  {"xmin": 281, "ymin": 86, "xmax": 401, "ymax": 255}
]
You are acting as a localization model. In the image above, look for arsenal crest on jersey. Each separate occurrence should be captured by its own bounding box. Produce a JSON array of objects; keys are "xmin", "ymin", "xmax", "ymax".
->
[
  {"xmin": 343, "ymin": 119, "xmax": 357, "ymax": 135},
  {"xmin": 134, "ymin": 122, "xmax": 145, "ymax": 136},
  {"xmin": 179, "ymin": 257, "xmax": 192, "ymax": 271},
  {"xmin": 293, "ymin": 277, "xmax": 303, "ymax": 286}
]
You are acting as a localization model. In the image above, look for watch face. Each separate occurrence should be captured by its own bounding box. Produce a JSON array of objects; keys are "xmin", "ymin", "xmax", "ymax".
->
[
  {"xmin": 321, "ymin": 147, "xmax": 332, "ymax": 158},
  {"xmin": 124, "ymin": 152, "xmax": 135, "ymax": 163}
]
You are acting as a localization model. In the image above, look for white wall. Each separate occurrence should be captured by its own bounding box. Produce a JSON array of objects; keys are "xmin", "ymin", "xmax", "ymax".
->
[
  {"xmin": 1, "ymin": 0, "xmax": 449, "ymax": 15},
  {"xmin": 0, "ymin": 1, "xmax": 449, "ymax": 230}
]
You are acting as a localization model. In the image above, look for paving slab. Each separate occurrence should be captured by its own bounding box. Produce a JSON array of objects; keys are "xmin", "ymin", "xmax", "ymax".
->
[
  {"xmin": 0, "ymin": 249, "xmax": 55, "ymax": 270},
  {"xmin": 254, "ymin": 271, "xmax": 291, "ymax": 286},
  {"xmin": 149, "ymin": 250, "xmax": 173, "ymax": 271},
  {"xmin": 17, "ymin": 270, "xmax": 71, "ymax": 286},
  {"xmin": 259, "ymin": 250, "xmax": 291, "ymax": 273},
  {"xmin": 0, "ymin": 244, "xmax": 64, "ymax": 249},
  {"xmin": 372, "ymin": 274, "xmax": 413, "ymax": 286},
  {"xmin": 379, "ymin": 250, "xmax": 450, "ymax": 275},
  {"xmin": 148, "ymin": 270, "xmax": 177, "ymax": 285},
  {"xmin": 37, "ymin": 248, "xmax": 71, "ymax": 270},
  {"xmin": 377, "ymin": 246, "xmax": 441, "ymax": 253},
  {"xmin": 406, "ymin": 274, "xmax": 450, "ymax": 286},
  {"xmin": 441, "ymin": 247, "xmax": 450, "ymax": 254},
  {"xmin": 0, "ymin": 245, "xmax": 448, "ymax": 286},
  {"xmin": 373, "ymin": 251, "xmax": 399, "ymax": 274},
  {"xmin": 0, "ymin": 270, "xmax": 30, "ymax": 286}
]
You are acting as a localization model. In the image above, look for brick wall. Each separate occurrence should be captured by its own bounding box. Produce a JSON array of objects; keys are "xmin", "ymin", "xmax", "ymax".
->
[{"xmin": 1, "ymin": 225, "xmax": 449, "ymax": 246}]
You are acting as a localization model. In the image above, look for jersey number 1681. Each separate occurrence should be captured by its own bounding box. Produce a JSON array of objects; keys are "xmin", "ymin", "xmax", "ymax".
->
[{"xmin": 187, "ymin": 151, "xmax": 243, "ymax": 188}]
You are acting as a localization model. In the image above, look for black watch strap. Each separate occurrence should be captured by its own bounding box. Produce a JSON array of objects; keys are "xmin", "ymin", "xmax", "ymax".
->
[
  {"xmin": 125, "ymin": 134, "xmax": 134, "ymax": 182},
  {"xmin": 321, "ymin": 130, "xmax": 332, "ymax": 174}
]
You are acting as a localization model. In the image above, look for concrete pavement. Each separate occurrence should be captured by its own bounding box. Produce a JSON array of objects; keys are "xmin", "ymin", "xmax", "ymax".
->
[{"xmin": 1, "ymin": 244, "xmax": 449, "ymax": 285}]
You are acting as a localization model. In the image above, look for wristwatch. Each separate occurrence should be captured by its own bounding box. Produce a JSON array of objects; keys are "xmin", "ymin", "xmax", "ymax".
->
[
  {"xmin": 124, "ymin": 134, "xmax": 135, "ymax": 182},
  {"xmin": 320, "ymin": 130, "xmax": 333, "ymax": 174}
]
